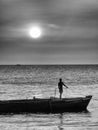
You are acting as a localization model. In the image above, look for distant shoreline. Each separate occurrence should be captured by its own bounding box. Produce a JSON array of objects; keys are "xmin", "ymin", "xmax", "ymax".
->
[{"xmin": 0, "ymin": 64, "xmax": 98, "ymax": 66}]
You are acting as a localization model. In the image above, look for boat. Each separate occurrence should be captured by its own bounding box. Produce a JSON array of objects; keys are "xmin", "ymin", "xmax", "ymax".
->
[{"xmin": 0, "ymin": 95, "xmax": 92, "ymax": 114}]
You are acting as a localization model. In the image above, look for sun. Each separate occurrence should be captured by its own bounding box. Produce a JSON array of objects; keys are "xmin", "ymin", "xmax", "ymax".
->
[{"xmin": 29, "ymin": 26, "xmax": 42, "ymax": 39}]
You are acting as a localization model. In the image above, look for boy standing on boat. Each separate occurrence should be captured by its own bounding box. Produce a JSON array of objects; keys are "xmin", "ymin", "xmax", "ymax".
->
[{"xmin": 58, "ymin": 78, "xmax": 68, "ymax": 99}]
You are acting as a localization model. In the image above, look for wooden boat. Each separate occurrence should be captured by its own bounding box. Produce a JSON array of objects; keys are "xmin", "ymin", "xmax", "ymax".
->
[{"xmin": 0, "ymin": 95, "xmax": 92, "ymax": 114}]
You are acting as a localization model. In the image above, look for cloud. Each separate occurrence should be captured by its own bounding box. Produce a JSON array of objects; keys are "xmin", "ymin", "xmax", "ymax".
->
[
  {"xmin": 0, "ymin": 0, "xmax": 98, "ymax": 64},
  {"xmin": 1, "ymin": 0, "xmax": 97, "ymax": 37}
]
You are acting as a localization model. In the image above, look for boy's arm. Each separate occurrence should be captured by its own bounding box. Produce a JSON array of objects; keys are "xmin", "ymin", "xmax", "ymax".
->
[{"xmin": 63, "ymin": 83, "xmax": 68, "ymax": 88}]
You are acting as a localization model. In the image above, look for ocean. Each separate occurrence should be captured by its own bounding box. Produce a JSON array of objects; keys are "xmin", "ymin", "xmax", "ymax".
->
[{"xmin": 0, "ymin": 65, "xmax": 98, "ymax": 130}]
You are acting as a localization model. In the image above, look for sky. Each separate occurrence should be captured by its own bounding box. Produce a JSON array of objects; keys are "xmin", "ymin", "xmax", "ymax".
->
[{"xmin": 0, "ymin": 0, "xmax": 98, "ymax": 64}]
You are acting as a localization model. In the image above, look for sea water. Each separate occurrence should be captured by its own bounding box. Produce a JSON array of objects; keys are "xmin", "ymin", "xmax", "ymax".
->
[{"xmin": 0, "ymin": 65, "xmax": 98, "ymax": 130}]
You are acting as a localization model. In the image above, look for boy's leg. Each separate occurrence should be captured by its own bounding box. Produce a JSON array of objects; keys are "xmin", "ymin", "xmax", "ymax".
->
[{"xmin": 60, "ymin": 92, "xmax": 62, "ymax": 99}]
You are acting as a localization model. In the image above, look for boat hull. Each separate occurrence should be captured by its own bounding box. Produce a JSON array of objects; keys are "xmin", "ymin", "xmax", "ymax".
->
[{"xmin": 0, "ymin": 95, "xmax": 92, "ymax": 114}]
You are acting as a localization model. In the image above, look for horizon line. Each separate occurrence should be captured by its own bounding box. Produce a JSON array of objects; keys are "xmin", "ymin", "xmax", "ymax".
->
[{"xmin": 0, "ymin": 63, "xmax": 98, "ymax": 66}]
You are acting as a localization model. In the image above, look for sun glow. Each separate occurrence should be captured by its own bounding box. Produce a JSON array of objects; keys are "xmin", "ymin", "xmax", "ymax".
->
[{"xmin": 29, "ymin": 26, "xmax": 42, "ymax": 39}]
